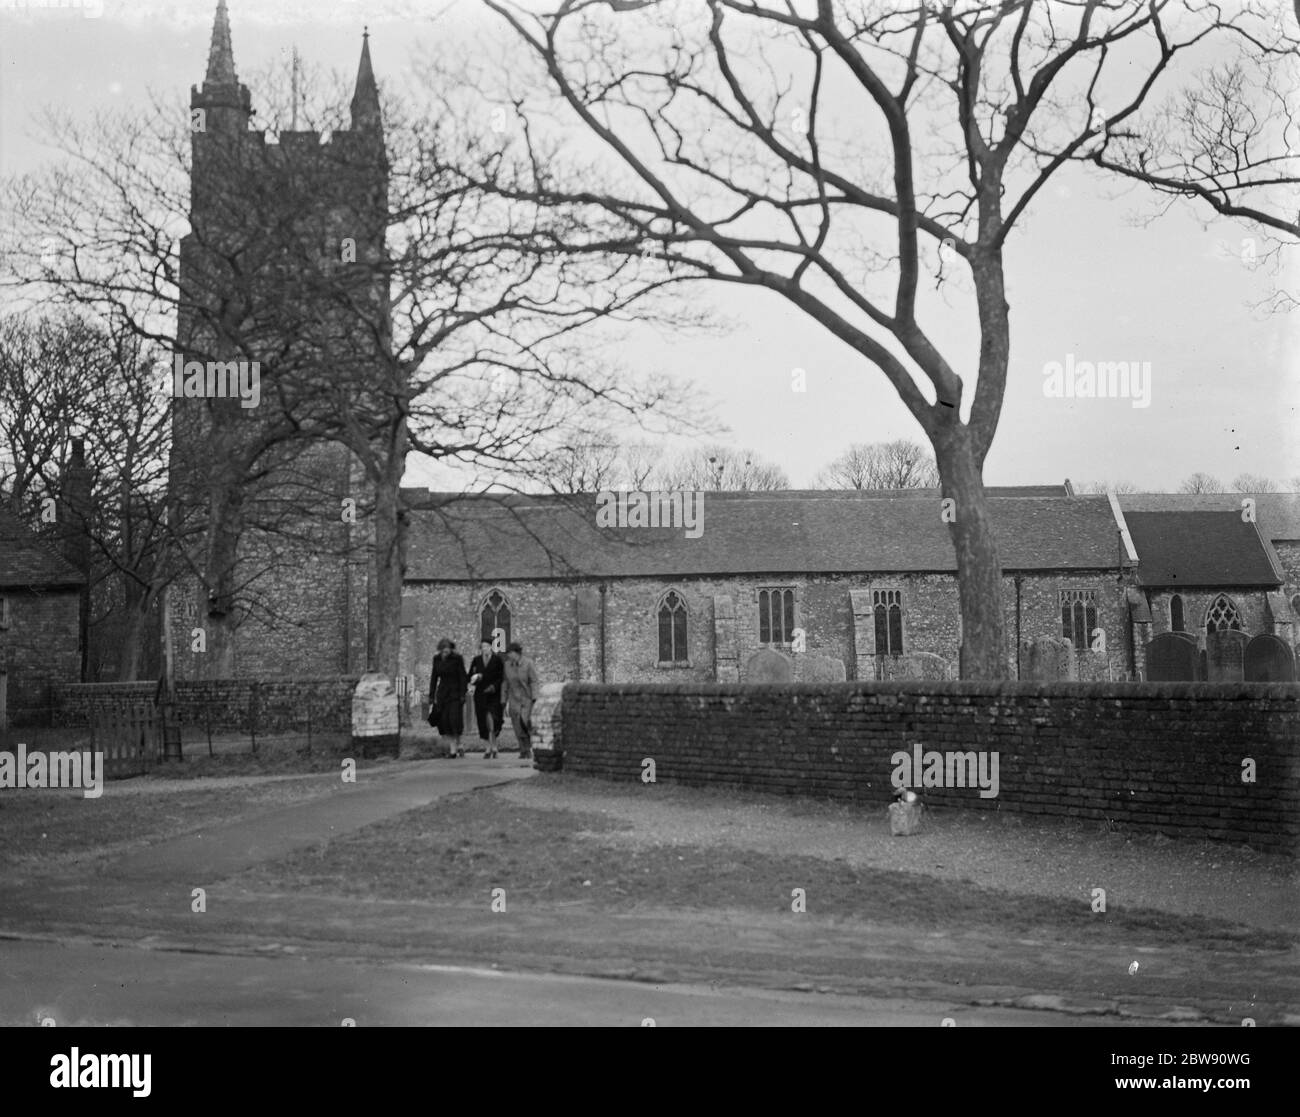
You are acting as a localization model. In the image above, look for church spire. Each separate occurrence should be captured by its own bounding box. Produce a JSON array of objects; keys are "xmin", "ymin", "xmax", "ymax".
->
[
  {"xmin": 350, "ymin": 27, "xmax": 382, "ymax": 133},
  {"xmin": 205, "ymin": 0, "xmax": 238, "ymax": 88}
]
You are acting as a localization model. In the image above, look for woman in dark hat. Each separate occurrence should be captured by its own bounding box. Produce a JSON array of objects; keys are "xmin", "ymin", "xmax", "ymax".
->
[{"xmin": 428, "ymin": 637, "xmax": 469, "ymax": 757}]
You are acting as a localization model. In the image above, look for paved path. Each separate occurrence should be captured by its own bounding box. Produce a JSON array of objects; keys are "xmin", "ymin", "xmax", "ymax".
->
[
  {"xmin": 0, "ymin": 939, "xmax": 1143, "ymax": 1027},
  {"xmin": 109, "ymin": 758, "xmax": 533, "ymax": 883}
]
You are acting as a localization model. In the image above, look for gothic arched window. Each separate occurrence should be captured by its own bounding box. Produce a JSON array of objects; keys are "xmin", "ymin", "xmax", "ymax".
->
[
  {"xmin": 1170, "ymin": 594, "xmax": 1184, "ymax": 633},
  {"xmin": 1204, "ymin": 594, "xmax": 1241, "ymax": 635},
  {"xmin": 1060, "ymin": 589, "xmax": 1097, "ymax": 650},
  {"xmin": 873, "ymin": 589, "xmax": 904, "ymax": 654},
  {"xmin": 657, "ymin": 591, "xmax": 688, "ymax": 663},
  {"xmin": 480, "ymin": 590, "xmax": 511, "ymax": 652},
  {"xmin": 758, "ymin": 587, "xmax": 795, "ymax": 644}
]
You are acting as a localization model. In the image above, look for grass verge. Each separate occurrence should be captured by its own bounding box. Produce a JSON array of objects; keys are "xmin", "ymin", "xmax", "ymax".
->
[{"xmin": 236, "ymin": 783, "xmax": 1294, "ymax": 952}]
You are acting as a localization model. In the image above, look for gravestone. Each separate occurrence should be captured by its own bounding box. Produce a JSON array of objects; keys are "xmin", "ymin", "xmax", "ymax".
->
[
  {"xmin": 888, "ymin": 798, "xmax": 924, "ymax": 836},
  {"xmin": 351, "ymin": 673, "xmax": 400, "ymax": 758},
  {"xmin": 1023, "ymin": 636, "xmax": 1077, "ymax": 682},
  {"xmin": 529, "ymin": 682, "xmax": 567, "ymax": 771},
  {"xmin": 913, "ymin": 652, "xmax": 949, "ymax": 680},
  {"xmin": 796, "ymin": 654, "xmax": 847, "ymax": 683},
  {"xmin": 743, "ymin": 648, "xmax": 794, "ymax": 683},
  {"xmin": 1145, "ymin": 631, "xmax": 1201, "ymax": 682},
  {"xmin": 1205, "ymin": 628, "xmax": 1249, "ymax": 683},
  {"xmin": 1243, "ymin": 633, "xmax": 1297, "ymax": 682},
  {"xmin": 875, "ymin": 652, "xmax": 948, "ymax": 681}
]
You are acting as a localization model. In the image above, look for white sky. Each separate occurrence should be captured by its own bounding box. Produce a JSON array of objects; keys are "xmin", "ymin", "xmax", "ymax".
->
[{"xmin": 1, "ymin": 0, "xmax": 1297, "ymax": 491}]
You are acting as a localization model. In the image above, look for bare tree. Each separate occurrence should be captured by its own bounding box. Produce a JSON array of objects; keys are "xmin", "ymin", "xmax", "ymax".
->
[
  {"xmin": 1179, "ymin": 472, "xmax": 1223, "ymax": 494},
  {"xmin": 1231, "ymin": 473, "xmax": 1278, "ymax": 493},
  {"xmin": 0, "ymin": 311, "xmax": 174, "ymax": 681},
  {"xmin": 814, "ymin": 440, "xmax": 938, "ymax": 489},
  {"xmin": 537, "ymin": 434, "xmax": 628, "ymax": 492},
  {"xmin": 1087, "ymin": 6, "xmax": 1300, "ymax": 311},
  {"xmin": 1080, "ymin": 479, "xmax": 1138, "ymax": 495},
  {"xmin": 480, "ymin": 0, "xmax": 1275, "ymax": 677},
  {"xmin": 3, "ymin": 54, "xmax": 697, "ymax": 679},
  {"xmin": 654, "ymin": 444, "xmax": 788, "ymax": 491},
  {"xmin": 0, "ymin": 313, "xmax": 105, "ymax": 517},
  {"xmin": 620, "ymin": 442, "xmax": 661, "ymax": 489}
]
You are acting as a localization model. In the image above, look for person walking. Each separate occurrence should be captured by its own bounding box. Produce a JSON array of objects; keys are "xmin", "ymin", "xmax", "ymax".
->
[
  {"xmin": 502, "ymin": 641, "xmax": 539, "ymax": 760},
  {"xmin": 468, "ymin": 638, "xmax": 505, "ymax": 758},
  {"xmin": 428, "ymin": 637, "xmax": 469, "ymax": 757}
]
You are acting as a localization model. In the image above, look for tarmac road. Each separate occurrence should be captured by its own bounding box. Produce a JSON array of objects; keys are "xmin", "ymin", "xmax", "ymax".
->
[{"xmin": 0, "ymin": 938, "xmax": 1143, "ymax": 1027}]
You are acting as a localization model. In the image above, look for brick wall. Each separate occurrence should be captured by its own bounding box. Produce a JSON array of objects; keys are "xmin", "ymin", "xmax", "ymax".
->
[
  {"xmin": 548, "ymin": 680, "xmax": 1300, "ymax": 853},
  {"xmin": 52, "ymin": 676, "xmax": 359, "ymax": 733},
  {"xmin": 0, "ymin": 587, "xmax": 82, "ymax": 724}
]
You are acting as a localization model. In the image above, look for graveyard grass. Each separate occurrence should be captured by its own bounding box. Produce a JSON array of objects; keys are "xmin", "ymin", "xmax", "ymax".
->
[
  {"xmin": 235, "ymin": 779, "xmax": 1293, "ymax": 953},
  {"xmin": 0, "ymin": 772, "xmax": 340, "ymax": 868},
  {"xmin": 0, "ymin": 725, "xmax": 402, "ymax": 781},
  {"xmin": 2, "ymin": 751, "xmax": 1294, "ymax": 1018}
]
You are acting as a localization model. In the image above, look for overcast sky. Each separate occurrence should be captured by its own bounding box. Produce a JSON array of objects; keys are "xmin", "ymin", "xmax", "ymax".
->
[{"xmin": 2, "ymin": 0, "xmax": 1297, "ymax": 492}]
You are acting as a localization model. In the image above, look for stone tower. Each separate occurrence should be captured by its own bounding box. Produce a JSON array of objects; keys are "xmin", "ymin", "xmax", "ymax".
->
[{"xmin": 170, "ymin": 1, "xmax": 389, "ymax": 680}]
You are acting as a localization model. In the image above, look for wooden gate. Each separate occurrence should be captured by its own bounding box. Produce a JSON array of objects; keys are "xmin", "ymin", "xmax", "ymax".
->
[{"xmin": 88, "ymin": 699, "xmax": 160, "ymax": 779}]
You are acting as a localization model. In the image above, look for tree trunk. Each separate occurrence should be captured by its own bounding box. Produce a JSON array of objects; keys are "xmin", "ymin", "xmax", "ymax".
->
[
  {"xmin": 367, "ymin": 423, "xmax": 408, "ymax": 680},
  {"xmin": 933, "ymin": 425, "xmax": 1009, "ymax": 680},
  {"xmin": 118, "ymin": 584, "xmax": 149, "ymax": 682},
  {"xmin": 202, "ymin": 481, "xmax": 242, "ymax": 678}
]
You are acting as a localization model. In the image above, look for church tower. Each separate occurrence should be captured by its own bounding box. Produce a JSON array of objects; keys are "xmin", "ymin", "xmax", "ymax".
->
[{"xmin": 170, "ymin": 1, "xmax": 390, "ymax": 680}]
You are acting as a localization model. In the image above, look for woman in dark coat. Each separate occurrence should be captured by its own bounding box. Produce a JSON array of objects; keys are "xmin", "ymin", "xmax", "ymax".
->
[{"xmin": 428, "ymin": 638, "xmax": 469, "ymax": 757}]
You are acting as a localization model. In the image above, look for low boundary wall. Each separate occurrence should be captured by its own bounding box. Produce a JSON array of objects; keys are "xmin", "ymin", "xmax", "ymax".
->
[
  {"xmin": 544, "ymin": 681, "xmax": 1300, "ymax": 853},
  {"xmin": 51, "ymin": 678, "xmax": 359, "ymax": 735}
]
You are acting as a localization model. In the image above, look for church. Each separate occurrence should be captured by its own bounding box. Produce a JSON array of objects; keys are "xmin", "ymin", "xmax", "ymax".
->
[
  {"xmin": 168, "ymin": 0, "xmax": 386, "ymax": 681},
  {"xmin": 395, "ymin": 487, "xmax": 1299, "ymax": 689},
  {"xmin": 160, "ymin": 4, "xmax": 1299, "ymax": 695}
]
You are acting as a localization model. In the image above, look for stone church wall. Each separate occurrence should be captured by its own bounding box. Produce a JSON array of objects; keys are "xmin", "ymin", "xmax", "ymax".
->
[{"xmin": 401, "ymin": 568, "xmax": 1133, "ymax": 686}]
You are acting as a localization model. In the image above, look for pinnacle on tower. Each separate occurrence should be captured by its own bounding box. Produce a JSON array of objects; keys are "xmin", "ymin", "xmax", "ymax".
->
[
  {"xmin": 350, "ymin": 27, "xmax": 382, "ymax": 134},
  {"xmin": 192, "ymin": 0, "xmax": 251, "ymax": 131},
  {"xmin": 205, "ymin": 0, "xmax": 238, "ymax": 88}
]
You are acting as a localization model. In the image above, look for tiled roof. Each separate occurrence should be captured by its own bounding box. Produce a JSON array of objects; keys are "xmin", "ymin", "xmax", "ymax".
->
[
  {"xmin": 1123, "ymin": 511, "xmax": 1281, "ymax": 588},
  {"xmin": 403, "ymin": 490, "xmax": 1126, "ymax": 582},
  {"xmin": 0, "ymin": 506, "xmax": 85, "ymax": 588},
  {"xmin": 1120, "ymin": 493, "xmax": 1300, "ymax": 541}
]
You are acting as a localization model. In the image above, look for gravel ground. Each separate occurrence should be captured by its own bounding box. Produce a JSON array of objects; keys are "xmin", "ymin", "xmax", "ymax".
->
[{"xmin": 496, "ymin": 777, "xmax": 1299, "ymax": 933}]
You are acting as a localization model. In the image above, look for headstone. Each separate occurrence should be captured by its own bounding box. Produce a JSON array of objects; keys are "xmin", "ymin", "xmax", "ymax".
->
[
  {"xmin": 351, "ymin": 673, "xmax": 400, "ymax": 758},
  {"xmin": 1205, "ymin": 628, "xmax": 1249, "ymax": 683},
  {"xmin": 1023, "ymin": 636, "xmax": 1077, "ymax": 682},
  {"xmin": 888, "ymin": 799, "xmax": 924, "ymax": 836},
  {"xmin": 796, "ymin": 654, "xmax": 847, "ymax": 683},
  {"xmin": 875, "ymin": 652, "xmax": 949, "ymax": 681},
  {"xmin": 912, "ymin": 652, "xmax": 949, "ymax": 680},
  {"xmin": 1243, "ymin": 633, "xmax": 1297, "ymax": 682},
  {"xmin": 743, "ymin": 648, "xmax": 794, "ymax": 683},
  {"xmin": 1145, "ymin": 631, "xmax": 1201, "ymax": 682}
]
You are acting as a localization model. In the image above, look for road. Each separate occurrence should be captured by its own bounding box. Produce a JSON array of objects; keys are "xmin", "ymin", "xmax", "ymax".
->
[
  {"xmin": 0, "ymin": 938, "xmax": 1137, "ymax": 1027},
  {"xmin": 0, "ymin": 757, "xmax": 1265, "ymax": 1027}
]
